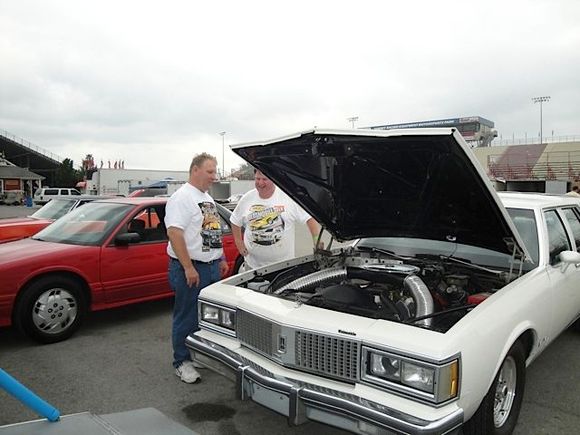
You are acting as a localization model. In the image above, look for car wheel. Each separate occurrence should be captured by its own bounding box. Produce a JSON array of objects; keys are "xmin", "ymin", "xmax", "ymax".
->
[
  {"xmin": 233, "ymin": 255, "xmax": 245, "ymax": 274},
  {"xmin": 463, "ymin": 340, "xmax": 526, "ymax": 435},
  {"xmin": 15, "ymin": 276, "xmax": 87, "ymax": 344}
]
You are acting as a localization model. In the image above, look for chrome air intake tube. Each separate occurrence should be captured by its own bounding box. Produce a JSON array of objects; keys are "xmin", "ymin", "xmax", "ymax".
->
[
  {"xmin": 403, "ymin": 275, "xmax": 434, "ymax": 327},
  {"xmin": 274, "ymin": 268, "xmax": 347, "ymax": 294}
]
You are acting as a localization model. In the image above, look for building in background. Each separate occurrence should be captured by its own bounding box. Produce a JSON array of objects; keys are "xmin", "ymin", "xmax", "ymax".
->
[
  {"xmin": 368, "ymin": 116, "xmax": 498, "ymax": 148},
  {"xmin": 0, "ymin": 154, "xmax": 44, "ymax": 204}
]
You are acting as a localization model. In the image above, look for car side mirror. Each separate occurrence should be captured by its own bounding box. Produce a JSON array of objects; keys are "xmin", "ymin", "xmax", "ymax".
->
[
  {"xmin": 558, "ymin": 250, "xmax": 580, "ymax": 265},
  {"xmin": 115, "ymin": 232, "xmax": 141, "ymax": 246}
]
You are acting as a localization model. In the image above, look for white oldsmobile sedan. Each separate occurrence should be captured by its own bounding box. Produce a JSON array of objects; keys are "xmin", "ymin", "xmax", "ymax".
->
[{"xmin": 186, "ymin": 128, "xmax": 580, "ymax": 435}]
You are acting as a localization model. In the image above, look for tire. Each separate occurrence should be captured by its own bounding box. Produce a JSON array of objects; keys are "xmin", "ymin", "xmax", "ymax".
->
[
  {"xmin": 464, "ymin": 340, "xmax": 526, "ymax": 435},
  {"xmin": 233, "ymin": 255, "xmax": 245, "ymax": 275},
  {"xmin": 14, "ymin": 275, "xmax": 87, "ymax": 344}
]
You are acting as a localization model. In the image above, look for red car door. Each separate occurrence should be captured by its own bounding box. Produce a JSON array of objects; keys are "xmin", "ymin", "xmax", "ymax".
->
[{"xmin": 100, "ymin": 205, "xmax": 171, "ymax": 305}]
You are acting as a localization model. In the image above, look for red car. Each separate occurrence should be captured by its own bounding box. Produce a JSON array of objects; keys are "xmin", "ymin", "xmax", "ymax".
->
[
  {"xmin": 0, "ymin": 197, "xmax": 239, "ymax": 343},
  {"xmin": 0, "ymin": 196, "xmax": 111, "ymax": 243}
]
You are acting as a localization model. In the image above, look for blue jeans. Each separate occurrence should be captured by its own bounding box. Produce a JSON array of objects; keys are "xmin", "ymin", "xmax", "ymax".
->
[{"xmin": 168, "ymin": 258, "xmax": 220, "ymax": 368}]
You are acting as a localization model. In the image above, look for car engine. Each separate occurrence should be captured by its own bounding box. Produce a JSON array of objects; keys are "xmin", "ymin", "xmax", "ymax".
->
[{"xmin": 240, "ymin": 248, "xmax": 508, "ymax": 332}]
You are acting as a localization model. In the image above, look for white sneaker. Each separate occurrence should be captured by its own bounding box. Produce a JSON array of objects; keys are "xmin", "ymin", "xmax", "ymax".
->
[
  {"xmin": 175, "ymin": 361, "xmax": 201, "ymax": 383},
  {"xmin": 192, "ymin": 360, "xmax": 205, "ymax": 369}
]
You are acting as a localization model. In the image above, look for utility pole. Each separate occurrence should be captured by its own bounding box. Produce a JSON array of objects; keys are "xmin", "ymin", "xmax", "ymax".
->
[
  {"xmin": 219, "ymin": 131, "xmax": 226, "ymax": 178},
  {"xmin": 347, "ymin": 116, "xmax": 359, "ymax": 129},
  {"xmin": 532, "ymin": 96, "xmax": 550, "ymax": 145}
]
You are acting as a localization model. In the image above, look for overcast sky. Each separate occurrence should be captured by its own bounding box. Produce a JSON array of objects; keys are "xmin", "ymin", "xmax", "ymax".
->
[{"xmin": 1, "ymin": 0, "xmax": 579, "ymax": 173}]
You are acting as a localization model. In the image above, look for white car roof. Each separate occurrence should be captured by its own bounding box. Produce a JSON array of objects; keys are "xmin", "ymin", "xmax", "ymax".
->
[{"xmin": 498, "ymin": 191, "xmax": 580, "ymax": 210}]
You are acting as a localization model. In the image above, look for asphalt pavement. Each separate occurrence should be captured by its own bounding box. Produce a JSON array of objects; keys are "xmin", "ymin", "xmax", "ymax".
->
[{"xmin": 0, "ymin": 204, "xmax": 579, "ymax": 434}]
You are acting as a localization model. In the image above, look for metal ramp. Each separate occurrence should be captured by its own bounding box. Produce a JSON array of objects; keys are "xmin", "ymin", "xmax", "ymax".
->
[{"xmin": 0, "ymin": 408, "xmax": 198, "ymax": 435}]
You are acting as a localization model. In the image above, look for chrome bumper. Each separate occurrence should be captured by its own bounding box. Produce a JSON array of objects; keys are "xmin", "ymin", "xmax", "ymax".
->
[{"xmin": 186, "ymin": 334, "xmax": 464, "ymax": 435}]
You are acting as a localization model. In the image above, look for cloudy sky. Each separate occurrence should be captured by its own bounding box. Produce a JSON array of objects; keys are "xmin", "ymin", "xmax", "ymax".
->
[{"xmin": 1, "ymin": 0, "xmax": 579, "ymax": 173}]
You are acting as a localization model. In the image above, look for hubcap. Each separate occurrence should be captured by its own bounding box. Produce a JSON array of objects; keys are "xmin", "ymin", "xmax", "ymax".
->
[
  {"xmin": 32, "ymin": 288, "xmax": 77, "ymax": 335},
  {"xmin": 493, "ymin": 355, "xmax": 517, "ymax": 427}
]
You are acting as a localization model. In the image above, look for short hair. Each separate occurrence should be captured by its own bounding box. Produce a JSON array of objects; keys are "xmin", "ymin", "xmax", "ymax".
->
[
  {"xmin": 573, "ymin": 186, "xmax": 579, "ymax": 192},
  {"xmin": 189, "ymin": 153, "xmax": 217, "ymax": 173}
]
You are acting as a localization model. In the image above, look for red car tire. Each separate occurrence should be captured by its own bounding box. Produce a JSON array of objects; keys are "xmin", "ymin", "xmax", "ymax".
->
[{"xmin": 14, "ymin": 275, "xmax": 88, "ymax": 344}]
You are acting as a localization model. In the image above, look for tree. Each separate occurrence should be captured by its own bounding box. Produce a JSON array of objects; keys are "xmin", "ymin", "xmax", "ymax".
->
[
  {"xmin": 55, "ymin": 158, "xmax": 80, "ymax": 187},
  {"xmin": 231, "ymin": 163, "xmax": 255, "ymax": 180}
]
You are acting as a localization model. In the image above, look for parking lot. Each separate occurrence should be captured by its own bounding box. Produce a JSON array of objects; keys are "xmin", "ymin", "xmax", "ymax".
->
[{"xmin": 1, "ymin": 204, "xmax": 579, "ymax": 434}]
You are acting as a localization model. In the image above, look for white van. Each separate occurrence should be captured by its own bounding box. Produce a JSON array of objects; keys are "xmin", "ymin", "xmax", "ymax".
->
[{"xmin": 33, "ymin": 187, "xmax": 81, "ymax": 205}]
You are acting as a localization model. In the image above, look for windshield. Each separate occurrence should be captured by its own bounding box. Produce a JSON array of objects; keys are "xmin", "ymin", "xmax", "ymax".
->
[
  {"xmin": 32, "ymin": 202, "xmax": 133, "ymax": 246},
  {"xmin": 31, "ymin": 199, "xmax": 77, "ymax": 220}
]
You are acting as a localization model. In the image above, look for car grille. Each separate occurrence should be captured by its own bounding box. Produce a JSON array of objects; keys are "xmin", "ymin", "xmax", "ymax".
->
[
  {"xmin": 237, "ymin": 310, "xmax": 359, "ymax": 382},
  {"xmin": 295, "ymin": 331, "xmax": 359, "ymax": 381},
  {"xmin": 236, "ymin": 310, "xmax": 273, "ymax": 355}
]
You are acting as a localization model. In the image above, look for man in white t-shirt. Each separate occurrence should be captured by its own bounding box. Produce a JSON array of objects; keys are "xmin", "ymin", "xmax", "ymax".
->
[
  {"xmin": 165, "ymin": 153, "xmax": 228, "ymax": 384},
  {"xmin": 230, "ymin": 169, "xmax": 321, "ymax": 270}
]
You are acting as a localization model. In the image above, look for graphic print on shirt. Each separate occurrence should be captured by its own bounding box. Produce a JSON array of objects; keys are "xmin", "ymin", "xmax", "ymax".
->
[
  {"xmin": 248, "ymin": 204, "xmax": 285, "ymax": 246},
  {"xmin": 198, "ymin": 202, "xmax": 223, "ymax": 251}
]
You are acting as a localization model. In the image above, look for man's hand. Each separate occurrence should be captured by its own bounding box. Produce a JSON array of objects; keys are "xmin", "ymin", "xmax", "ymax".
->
[
  {"xmin": 184, "ymin": 265, "xmax": 200, "ymax": 287},
  {"xmin": 236, "ymin": 241, "xmax": 248, "ymax": 257},
  {"xmin": 219, "ymin": 260, "xmax": 229, "ymax": 278}
]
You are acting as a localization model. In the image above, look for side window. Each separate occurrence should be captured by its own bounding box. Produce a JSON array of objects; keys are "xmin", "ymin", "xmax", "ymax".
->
[
  {"xmin": 71, "ymin": 189, "xmax": 81, "ymax": 196},
  {"xmin": 220, "ymin": 214, "xmax": 231, "ymax": 234},
  {"xmin": 60, "ymin": 189, "xmax": 69, "ymax": 196},
  {"xmin": 507, "ymin": 208, "xmax": 539, "ymax": 265},
  {"xmin": 544, "ymin": 210, "xmax": 571, "ymax": 265},
  {"xmin": 126, "ymin": 205, "xmax": 167, "ymax": 243},
  {"xmin": 45, "ymin": 189, "xmax": 58, "ymax": 195},
  {"xmin": 561, "ymin": 208, "xmax": 580, "ymax": 252}
]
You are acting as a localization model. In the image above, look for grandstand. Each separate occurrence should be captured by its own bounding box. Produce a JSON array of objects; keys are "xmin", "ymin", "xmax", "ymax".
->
[{"xmin": 0, "ymin": 129, "xmax": 62, "ymax": 186}]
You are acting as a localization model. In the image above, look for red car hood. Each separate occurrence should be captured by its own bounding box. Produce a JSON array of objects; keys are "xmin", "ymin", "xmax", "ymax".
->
[
  {"xmin": 0, "ymin": 217, "xmax": 53, "ymax": 243},
  {"xmin": 0, "ymin": 217, "xmax": 50, "ymax": 226},
  {"xmin": 0, "ymin": 238, "xmax": 95, "ymax": 267}
]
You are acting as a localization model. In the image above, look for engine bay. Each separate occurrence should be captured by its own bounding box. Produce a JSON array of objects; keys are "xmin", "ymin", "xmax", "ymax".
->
[{"xmin": 239, "ymin": 247, "xmax": 514, "ymax": 332}]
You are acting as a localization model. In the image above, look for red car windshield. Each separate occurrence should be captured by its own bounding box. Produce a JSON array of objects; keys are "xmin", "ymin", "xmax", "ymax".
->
[
  {"xmin": 33, "ymin": 202, "xmax": 133, "ymax": 246},
  {"xmin": 30, "ymin": 198, "xmax": 78, "ymax": 220}
]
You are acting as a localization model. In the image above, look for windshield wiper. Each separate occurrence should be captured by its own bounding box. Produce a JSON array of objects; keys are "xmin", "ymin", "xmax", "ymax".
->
[{"xmin": 356, "ymin": 245, "xmax": 414, "ymax": 261}]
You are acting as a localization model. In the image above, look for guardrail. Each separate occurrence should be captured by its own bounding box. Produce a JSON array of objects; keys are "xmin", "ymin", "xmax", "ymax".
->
[
  {"xmin": 0, "ymin": 129, "xmax": 63, "ymax": 163},
  {"xmin": 492, "ymin": 135, "xmax": 580, "ymax": 147}
]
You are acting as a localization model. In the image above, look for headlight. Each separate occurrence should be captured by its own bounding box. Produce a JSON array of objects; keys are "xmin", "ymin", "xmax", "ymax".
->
[
  {"xmin": 201, "ymin": 304, "xmax": 220, "ymax": 324},
  {"xmin": 199, "ymin": 301, "xmax": 236, "ymax": 336},
  {"xmin": 363, "ymin": 347, "xmax": 459, "ymax": 404},
  {"xmin": 401, "ymin": 361, "xmax": 435, "ymax": 393}
]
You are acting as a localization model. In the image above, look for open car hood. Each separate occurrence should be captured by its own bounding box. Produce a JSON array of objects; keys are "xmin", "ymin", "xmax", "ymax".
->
[{"xmin": 231, "ymin": 128, "xmax": 530, "ymax": 259}]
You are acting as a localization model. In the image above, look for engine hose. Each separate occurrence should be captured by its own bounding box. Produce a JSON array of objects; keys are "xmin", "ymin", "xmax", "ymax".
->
[
  {"xmin": 403, "ymin": 275, "xmax": 434, "ymax": 327},
  {"xmin": 274, "ymin": 268, "xmax": 347, "ymax": 294}
]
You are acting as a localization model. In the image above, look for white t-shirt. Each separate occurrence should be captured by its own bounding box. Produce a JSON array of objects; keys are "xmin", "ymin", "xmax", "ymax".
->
[
  {"xmin": 230, "ymin": 187, "xmax": 311, "ymax": 269},
  {"xmin": 165, "ymin": 183, "xmax": 223, "ymax": 262}
]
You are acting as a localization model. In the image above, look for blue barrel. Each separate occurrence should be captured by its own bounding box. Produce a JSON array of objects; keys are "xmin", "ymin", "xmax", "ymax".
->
[{"xmin": 0, "ymin": 368, "xmax": 60, "ymax": 422}]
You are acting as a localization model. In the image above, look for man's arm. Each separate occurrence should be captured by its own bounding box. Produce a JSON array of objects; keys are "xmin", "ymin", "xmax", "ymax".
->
[
  {"xmin": 167, "ymin": 227, "xmax": 199, "ymax": 287},
  {"xmin": 231, "ymin": 223, "xmax": 248, "ymax": 256},
  {"xmin": 306, "ymin": 218, "xmax": 324, "ymax": 250}
]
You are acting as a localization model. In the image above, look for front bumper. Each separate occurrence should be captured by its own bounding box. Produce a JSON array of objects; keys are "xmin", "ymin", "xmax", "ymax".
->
[{"xmin": 186, "ymin": 334, "xmax": 463, "ymax": 435}]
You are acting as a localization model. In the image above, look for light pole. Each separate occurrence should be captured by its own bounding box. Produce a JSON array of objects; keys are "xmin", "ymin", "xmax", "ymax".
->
[
  {"xmin": 219, "ymin": 131, "xmax": 226, "ymax": 178},
  {"xmin": 532, "ymin": 96, "xmax": 550, "ymax": 145},
  {"xmin": 347, "ymin": 116, "xmax": 359, "ymax": 129}
]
